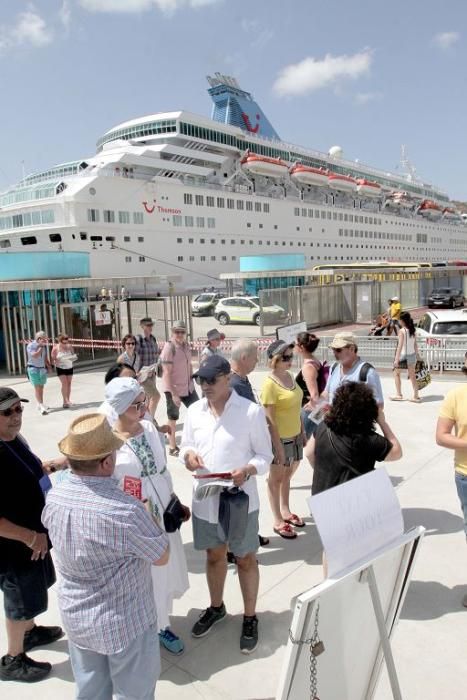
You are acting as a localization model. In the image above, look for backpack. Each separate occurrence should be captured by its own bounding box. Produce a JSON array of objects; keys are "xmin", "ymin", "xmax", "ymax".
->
[
  {"xmin": 329, "ymin": 361, "xmax": 373, "ymax": 382},
  {"xmin": 296, "ymin": 360, "xmax": 330, "ymax": 405}
]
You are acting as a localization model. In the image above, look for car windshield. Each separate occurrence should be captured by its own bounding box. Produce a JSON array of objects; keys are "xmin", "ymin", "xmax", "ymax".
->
[
  {"xmin": 431, "ymin": 288, "xmax": 453, "ymax": 295},
  {"xmin": 432, "ymin": 322, "xmax": 467, "ymax": 335},
  {"xmin": 194, "ymin": 294, "xmax": 213, "ymax": 302},
  {"xmin": 250, "ymin": 297, "xmax": 260, "ymax": 305}
]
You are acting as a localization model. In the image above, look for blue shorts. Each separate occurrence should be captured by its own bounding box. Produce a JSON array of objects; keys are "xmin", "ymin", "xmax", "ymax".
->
[
  {"xmin": 301, "ymin": 408, "xmax": 317, "ymax": 440},
  {"xmin": 27, "ymin": 367, "xmax": 47, "ymax": 386},
  {"xmin": 192, "ymin": 511, "xmax": 259, "ymax": 558},
  {"xmin": 455, "ymin": 472, "xmax": 467, "ymax": 536}
]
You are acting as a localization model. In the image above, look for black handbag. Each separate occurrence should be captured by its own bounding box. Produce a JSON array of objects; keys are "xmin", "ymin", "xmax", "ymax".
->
[{"xmin": 163, "ymin": 494, "xmax": 187, "ymax": 533}]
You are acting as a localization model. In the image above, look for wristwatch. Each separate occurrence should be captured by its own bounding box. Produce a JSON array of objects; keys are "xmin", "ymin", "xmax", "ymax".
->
[{"xmin": 244, "ymin": 471, "xmax": 251, "ymax": 482}]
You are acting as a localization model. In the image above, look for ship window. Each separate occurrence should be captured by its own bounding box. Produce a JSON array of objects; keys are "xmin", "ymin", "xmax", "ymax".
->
[
  {"xmin": 210, "ymin": 239, "xmax": 215, "ymax": 244},
  {"xmin": 217, "ymin": 197, "xmax": 224, "ymax": 208},
  {"xmin": 296, "ymin": 227, "xmax": 300, "ymax": 231},
  {"xmin": 267, "ymin": 241, "xmax": 271, "ymax": 245},
  {"xmin": 124, "ymin": 236, "xmax": 130, "ymax": 242},
  {"xmin": 173, "ymin": 215, "xmax": 182, "ymax": 226},
  {"xmin": 255, "ymin": 202, "xmax": 261, "ymax": 212},
  {"xmin": 227, "ymin": 199, "xmax": 234, "ymax": 209},
  {"xmin": 139, "ymin": 256, "xmax": 146, "ymax": 262},
  {"xmin": 211, "ymin": 256, "xmax": 216, "ymax": 261},
  {"xmin": 133, "ymin": 212, "xmax": 144, "ymax": 224},
  {"xmin": 236, "ymin": 200, "xmax": 244, "ymax": 210},
  {"xmin": 49, "ymin": 234, "xmax": 62, "ymax": 242},
  {"xmin": 189, "ymin": 238, "xmax": 194, "ymax": 243},
  {"xmin": 274, "ymin": 241, "xmax": 279, "ymax": 245},
  {"xmin": 105, "ymin": 236, "xmax": 115, "ymax": 241},
  {"xmin": 189, "ymin": 256, "xmax": 195, "ymax": 261},
  {"xmin": 247, "ymin": 223, "xmax": 251, "ymax": 228},
  {"xmin": 195, "ymin": 194, "xmax": 204, "ymax": 206},
  {"xmin": 200, "ymin": 256, "xmax": 206, "ymax": 261},
  {"xmin": 0, "ymin": 239, "xmax": 11, "ymax": 248},
  {"xmin": 207, "ymin": 218, "xmax": 215, "ymax": 228},
  {"xmin": 118, "ymin": 211, "xmax": 130, "ymax": 224},
  {"xmin": 196, "ymin": 217, "xmax": 205, "ymax": 227},
  {"xmin": 21, "ymin": 236, "xmax": 37, "ymax": 245},
  {"xmin": 294, "ymin": 207, "xmax": 300, "ymax": 216},
  {"xmin": 207, "ymin": 196, "xmax": 215, "ymax": 207},
  {"xmin": 316, "ymin": 210, "xmax": 321, "ymax": 218},
  {"xmin": 221, "ymin": 239, "xmax": 225, "ymax": 244},
  {"xmin": 308, "ymin": 209, "xmax": 314, "ymax": 217},
  {"xmin": 301, "ymin": 208, "xmax": 307, "ymax": 217},
  {"xmin": 90, "ymin": 235, "xmax": 102, "ymax": 241},
  {"xmin": 231, "ymin": 239, "xmax": 235, "ymax": 244},
  {"xmin": 240, "ymin": 240, "xmax": 245, "ymax": 244},
  {"xmin": 184, "ymin": 194, "xmax": 192, "ymax": 205},
  {"xmin": 32, "ymin": 212, "xmax": 41, "ymax": 225},
  {"xmin": 246, "ymin": 201, "xmax": 253, "ymax": 211},
  {"xmin": 103, "ymin": 210, "xmax": 115, "ymax": 223},
  {"xmin": 87, "ymin": 208, "xmax": 100, "ymax": 223},
  {"xmin": 177, "ymin": 256, "xmax": 184, "ymax": 261},
  {"xmin": 264, "ymin": 203, "xmax": 270, "ymax": 213},
  {"xmin": 259, "ymin": 224, "xmax": 263, "ymax": 229},
  {"xmin": 274, "ymin": 225, "xmax": 278, "ymax": 229},
  {"xmin": 177, "ymin": 238, "xmax": 182, "ymax": 243},
  {"xmin": 138, "ymin": 236, "xmax": 144, "ymax": 242},
  {"xmin": 222, "ymin": 256, "xmax": 227, "ymax": 261},
  {"xmin": 185, "ymin": 216, "xmax": 194, "ymax": 227},
  {"xmin": 232, "ymin": 255, "xmax": 237, "ymax": 260},
  {"xmin": 125, "ymin": 256, "xmax": 132, "ymax": 262},
  {"xmin": 200, "ymin": 238, "xmax": 205, "ymax": 243},
  {"xmin": 80, "ymin": 232, "xmax": 87, "ymax": 240}
]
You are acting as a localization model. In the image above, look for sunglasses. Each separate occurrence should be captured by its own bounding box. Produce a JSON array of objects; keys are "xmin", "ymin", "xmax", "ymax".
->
[
  {"xmin": 125, "ymin": 342, "xmax": 136, "ymax": 346},
  {"xmin": 333, "ymin": 346, "xmax": 351, "ymax": 353},
  {"xmin": 195, "ymin": 373, "xmax": 227, "ymax": 386},
  {"xmin": 174, "ymin": 330, "xmax": 186, "ymax": 334},
  {"xmin": 0, "ymin": 404, "xmax": 24, "ymax": 417},
  {"xmin": 281, "ymin": 354, "xmax": 294, "ymax": 361},
  {"xmin": 62, "ymin": 337, "xmax": 69, "ymax": 341},
  {"xmin": 131, "ymin": 398, "xmax": 147, "ymax": 412}
]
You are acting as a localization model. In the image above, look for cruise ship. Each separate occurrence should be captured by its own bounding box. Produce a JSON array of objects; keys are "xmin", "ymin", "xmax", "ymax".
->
[{"xmin": 1, "ymin": 73, "xmax": 466, "ymax": 290}]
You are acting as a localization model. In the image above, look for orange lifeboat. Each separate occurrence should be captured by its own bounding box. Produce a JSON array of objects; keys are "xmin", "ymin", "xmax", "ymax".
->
[
  {"xmin": 241, "ymin": 153, "xmax": 289, "ymax": 178},
  {"xmin": 289, "ymin": 164, "xmax": 328, "ymax": 187},
  {"xmin": 418, "ymin": 199, "xmax": 443, "ymax": 220},
  {"xmin": 328, "ymin": 173, "xmax": 357, "ymax": 193},
  {"xmin": 384, "ymin": 190, "xmax": 414, "ymax": 210},
  {"xmin": 356, "ymin": 178, "xmax": 382, "ymax": 197}
]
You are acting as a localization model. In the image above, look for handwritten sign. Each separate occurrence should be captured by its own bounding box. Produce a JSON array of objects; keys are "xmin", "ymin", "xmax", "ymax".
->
[
  {"xmin": 94, "ymin": 310, "xmax": 112, "ymax": 326},
  {"xmin": 307, "ymin": 468, "xmax": 403, "ymax": 577}
]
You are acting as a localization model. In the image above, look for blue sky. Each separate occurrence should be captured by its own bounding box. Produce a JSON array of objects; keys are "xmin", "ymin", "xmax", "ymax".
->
[{"xmin": 1, "ymin": 0, "xmax": 466, "ymax": 199}]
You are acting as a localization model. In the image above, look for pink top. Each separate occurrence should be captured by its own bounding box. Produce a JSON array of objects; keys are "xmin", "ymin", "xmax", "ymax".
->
[{"xmin": 160, "ymin": 341, "xmax": 194, "ymax": 397}]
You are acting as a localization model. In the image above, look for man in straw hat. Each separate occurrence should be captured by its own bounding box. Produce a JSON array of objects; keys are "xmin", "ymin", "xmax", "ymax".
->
[{"xmin": 42, "ymin": 414, "xmax": 169, "ymax": 699}]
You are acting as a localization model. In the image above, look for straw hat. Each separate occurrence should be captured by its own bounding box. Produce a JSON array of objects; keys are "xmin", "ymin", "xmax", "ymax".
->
[{"xmin": 59, "ymin": 413, "xmax": 124, "ymax": 461}]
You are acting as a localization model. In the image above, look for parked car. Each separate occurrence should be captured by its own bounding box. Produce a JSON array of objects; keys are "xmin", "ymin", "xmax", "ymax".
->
[
  {"xmin": 191, "ymin": 292, "xmax": 225, "ymax": 316},
  {"xmin": 214, "ymin": 296, "xmax": 285, "ymax": 326},
  {"xmin": 427, "ymin": 287, "xmax": 464, "ymax": 309},
  {"xmin": 417, "ymin": 310, "xmax": 467, "ymax": 338}
]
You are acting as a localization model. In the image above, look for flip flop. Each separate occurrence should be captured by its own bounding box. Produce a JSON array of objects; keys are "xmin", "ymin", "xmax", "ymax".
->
[
  {"xmin": 284, "ymin": 514, "xmax": 305, "ymax": 528},
  {"xmin": 390, "ymin": 396, "xmax": 404, "ymax": 401},
  {"xmin": 273, "ymin": 523, "xmax": 297, "ymax": 540}
]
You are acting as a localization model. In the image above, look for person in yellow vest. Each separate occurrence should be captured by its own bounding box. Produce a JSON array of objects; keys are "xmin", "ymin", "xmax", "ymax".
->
[{"xmin": 387, "ymin": 296, "xmax": 402, "ymax": 336}]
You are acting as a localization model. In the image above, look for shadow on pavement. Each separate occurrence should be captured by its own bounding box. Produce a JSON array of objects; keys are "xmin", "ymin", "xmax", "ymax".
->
[
  {"xmin": 401, "ymin": 581, "xmax": 467, "ymax": 620},
  {"xmin": 402, "ymin": 507, "xmax": 463, "ymax": 536},
  {"xmin": 418, "ymin": 394, "xmax": 445, "ymax": 403}
]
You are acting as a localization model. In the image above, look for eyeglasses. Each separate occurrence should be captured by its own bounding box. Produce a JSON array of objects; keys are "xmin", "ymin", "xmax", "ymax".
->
[
  {"xmin": 195, "ymin": 373, "xmax": 227, "ymax": 386},
  {"xmin": 131, "ymin": 398, "xmax": 147, "ymax": 412},
  {"xmin": 281, "ymin": 354, "xmax": 294, "ymax": 361},
  {"xmin": 333, "ymin": 346, "xmax": 351, "ymax": 353},
  {"xmin": 0, "ymin": 405, "xmax": 24, "ymax": 417},
  {"xmin": 125, "ymin": 342, "xmax": 136, "ymax": 346},
  {"xmin": 174, "ymin": 330, "xmax": 186, "ymax": 334}
]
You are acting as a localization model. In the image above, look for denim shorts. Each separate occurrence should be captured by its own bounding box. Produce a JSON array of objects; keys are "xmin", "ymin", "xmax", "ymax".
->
[
  {"xmin": 301, "ymin": 408, "xmax": 317, "ymax": 440},
  {"xmin": 0, "ymin": 553, "xmax": 56, "ymax": 621},
  {"xmin": 192, "ymin": 510, "xmax": 259, "ymax": 558},
  {"xmin": 455, "ymin": 472, "xmax": 467, "ymax": 535}
]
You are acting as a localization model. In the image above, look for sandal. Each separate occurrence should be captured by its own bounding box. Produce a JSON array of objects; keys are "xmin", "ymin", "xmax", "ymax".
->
[
  {"xmin": 169, "ymin": 447, "xmax": 180, "ymax": 457},
  {"xmin": 284, "ymin": 514, "xmax": 305, "ymax": 528},
  {"xmin": 390, "ymin": 396, "xmax": 404, "ymax": 401},
  {"xmin": 409, "ymin": 398, "xmax": 421, "ymax": 403},
  {"xmin": 273, "ymin": 523, "xmax": 297, "ymax": 540}
]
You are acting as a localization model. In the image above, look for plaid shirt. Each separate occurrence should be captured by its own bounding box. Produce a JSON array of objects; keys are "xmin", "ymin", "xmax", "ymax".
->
[
  {"xmin": 135, "ymin": 333, "xmax": 159, "ymax": 372},
  {"xmin": 42, "ymin": 473, "xmax": 168, "ymax": 654}
]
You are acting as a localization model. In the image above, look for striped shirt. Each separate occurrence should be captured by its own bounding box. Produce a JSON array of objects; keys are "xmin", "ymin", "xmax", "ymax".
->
[{"xmin": 42, "ymin": 473, "xmax": 168, "ymax": 654}]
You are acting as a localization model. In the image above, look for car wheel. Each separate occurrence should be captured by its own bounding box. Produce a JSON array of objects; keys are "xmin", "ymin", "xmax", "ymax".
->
[
  {"xmin": 218, "ymin": 313, "xmax": 229, "ymax": 325},
  {"xmin": 254, "ymin": 313, "xmax": 261, "ymax": 326}
]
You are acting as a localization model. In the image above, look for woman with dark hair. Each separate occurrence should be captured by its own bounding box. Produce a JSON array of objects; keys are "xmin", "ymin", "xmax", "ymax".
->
[
  {"xmin": 117, "ymin": 334, "xmax": 138, "ymax": 369},
  {"xmin": 391, "ymin": 311, "xmax": 421, "ymax": 403},
  {"xmin": 295, "ymin": 332, "xmax": 321, "ymax": 440},
  {"xmin": 307, "ymin": 382, "xmax": 402, "ymax": 495},
  {"xmin": 51, "ymin": 333, "xmax": 77, "ymax": 408}
]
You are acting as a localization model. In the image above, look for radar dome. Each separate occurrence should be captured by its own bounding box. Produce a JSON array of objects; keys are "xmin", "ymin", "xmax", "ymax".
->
[{"xmin": 328, "ymin": 145, "xmax": 343, "ymax": 159}]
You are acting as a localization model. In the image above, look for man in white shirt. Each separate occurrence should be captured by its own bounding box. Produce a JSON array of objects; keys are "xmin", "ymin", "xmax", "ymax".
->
[{"xmin": 180, "ymin": 355, "xmax": 272, "ymax": 655}]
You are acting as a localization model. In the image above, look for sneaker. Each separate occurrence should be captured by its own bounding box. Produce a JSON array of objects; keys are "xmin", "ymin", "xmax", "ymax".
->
[
  {"xmin": 23, "ymin": 625, "xmax": 64, "ymax": 652},
  {"xmin": 38, "ymin": 405, "xmax": 48, "ymax": 415},
  {"xmin": 0, "ymin": 653, "xmax": 51, "ymax": 682},
  {"xmin": 240, "ymin": 616, "xmax": 258, "ymax": 655},
  {"xmin": 158, "ymin": 628, "xmax": 184, "ymax": 655},
  {"xmin": 191, "ymin": 604, "xmax": 226, "ymax": 638}
]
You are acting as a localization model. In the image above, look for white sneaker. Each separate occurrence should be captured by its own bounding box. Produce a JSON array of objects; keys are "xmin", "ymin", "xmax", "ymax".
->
[{"xmin": 39, "ymin": 404, "xmax": 49, "ymax": 415}]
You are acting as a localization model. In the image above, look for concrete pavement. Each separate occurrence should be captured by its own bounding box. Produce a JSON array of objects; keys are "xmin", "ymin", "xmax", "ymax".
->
[{"xmin": 1, "ymin": 367, "xmax": 466, "ymax": 699}]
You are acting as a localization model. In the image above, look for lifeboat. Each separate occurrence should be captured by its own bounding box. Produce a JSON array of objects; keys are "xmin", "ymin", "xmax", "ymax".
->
[
  {"xmin": 241, "ymin": 153, "xmax": 289, "ymax": 178},
  {"xmin": 327, "ymin": 173, "xmax": 357, "ymax": 193},
  {"xmin": 289, "ymin": 164, "xmax": 328, "ymax": 187},
  {"xmin": 417, "ymin": 199, "xmax": 443, "ymax": 220},
  {"xmin": 442, "ymin": 207, "xmax": 461, "ymax": 221},
  {"xmin": 356, "ymin": 178, "xmax": 381, "ymax": 197},
  {"xmin": 384, "ymin": 191, "xmax": 414, "ymax": 210}
]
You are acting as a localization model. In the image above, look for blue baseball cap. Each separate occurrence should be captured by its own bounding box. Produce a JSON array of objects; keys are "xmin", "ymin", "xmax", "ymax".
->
[{"xmin": 193, "ymin": 355, "xmax": 231, "ymax": 381}]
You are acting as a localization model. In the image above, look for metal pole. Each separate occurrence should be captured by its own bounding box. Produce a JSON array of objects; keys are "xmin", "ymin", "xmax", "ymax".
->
[{"xmin": 366, "ymin": 566, "xmax": 403, "ymax": 700}]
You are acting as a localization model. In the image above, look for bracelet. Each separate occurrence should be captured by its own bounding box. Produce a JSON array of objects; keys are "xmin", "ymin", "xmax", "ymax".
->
[{"xmin": 28, "ymin": 532, "xmax": 38, "ymax": 549}]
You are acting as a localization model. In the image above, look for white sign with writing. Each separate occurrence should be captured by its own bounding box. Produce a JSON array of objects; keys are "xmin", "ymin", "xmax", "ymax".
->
[
  {"xmin": 276, "ymin": 321, "xmax": 307, "ymax": 345},
  {"xmin": 94, "ymin": 310, "xmax": 112, "ymax": 326},
  {"xmin": 307, "ymin": 468, "xmax": 403, "ymax": 577}
]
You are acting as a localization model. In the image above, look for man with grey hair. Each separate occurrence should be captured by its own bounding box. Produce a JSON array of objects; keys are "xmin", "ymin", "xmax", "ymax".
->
[
  {"xmin": 229, "ymin": 339, "xmax": 269, "ymax": 550},
  {"xmin": 26, "ymin": 331, "xmax": 52, "ymax": 415}
]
